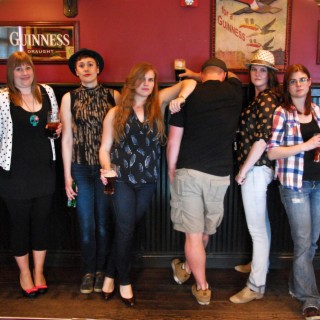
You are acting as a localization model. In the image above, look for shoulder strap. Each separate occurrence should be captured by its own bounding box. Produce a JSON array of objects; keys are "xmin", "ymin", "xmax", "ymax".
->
[
  {"xmin": 39, "ymin": 84, "xmax": 58, "ymax": 113},
  {"xmin": 39, "ymin": 84, "xmax": 57, "ymax": 160}
]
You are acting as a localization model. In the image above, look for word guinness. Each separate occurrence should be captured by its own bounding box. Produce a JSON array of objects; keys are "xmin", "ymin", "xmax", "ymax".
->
[{"xmin": 9, "ymin": 32, "xmax": 71, "ymax": 47}]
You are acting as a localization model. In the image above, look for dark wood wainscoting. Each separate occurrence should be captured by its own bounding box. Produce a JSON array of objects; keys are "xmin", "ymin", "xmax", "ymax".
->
[{"xmin": 1, "ymin": 83, "xmax": 320, "ymax": 269}]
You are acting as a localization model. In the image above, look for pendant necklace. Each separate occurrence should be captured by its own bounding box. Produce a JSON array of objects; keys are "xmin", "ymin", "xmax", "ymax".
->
[{"xmin": 21, "ymin": 95, "xmax": 39, "ymax": 127}]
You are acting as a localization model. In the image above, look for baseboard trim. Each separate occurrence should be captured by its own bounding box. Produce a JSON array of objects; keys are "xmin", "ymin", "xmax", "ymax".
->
[{"xmin": 2, "ymin": 250, "xmax": 319, "ymax": 269}]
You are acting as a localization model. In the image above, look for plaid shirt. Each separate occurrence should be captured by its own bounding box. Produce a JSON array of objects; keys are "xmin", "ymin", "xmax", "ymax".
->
[{"xmin": 267, "ymin": 103, "xmax": 320, "ymax": 190}]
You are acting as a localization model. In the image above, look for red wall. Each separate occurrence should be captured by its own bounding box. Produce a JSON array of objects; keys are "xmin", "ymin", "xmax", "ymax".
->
[{"xmin": 0, "ymin": 0, "xmax": 319, "ymax": 84}]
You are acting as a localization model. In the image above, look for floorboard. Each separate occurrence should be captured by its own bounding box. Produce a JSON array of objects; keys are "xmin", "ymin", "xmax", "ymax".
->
[{"xmin": 0, "ymin": 266, "xmax": 311, "ymax": 320}]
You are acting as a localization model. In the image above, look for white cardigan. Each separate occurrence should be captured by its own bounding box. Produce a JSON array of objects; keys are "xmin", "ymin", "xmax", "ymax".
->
[{"xmin": 0, "ymin": 84, "xmax": 58, "ymax": 171}]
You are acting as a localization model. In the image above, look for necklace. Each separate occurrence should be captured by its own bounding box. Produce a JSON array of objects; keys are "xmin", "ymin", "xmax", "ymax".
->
[{"xmin": 21, "ymin": 95, "xmax": 39, "ymax": 127}]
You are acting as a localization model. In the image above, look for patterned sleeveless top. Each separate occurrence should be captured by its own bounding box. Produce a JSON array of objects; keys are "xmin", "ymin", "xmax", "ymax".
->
[
  {"xmin": 111, "ymin": 112, "xmax": 161, "ymax": 184},
  {"xmin": 71, "ymin": 84, "xmax": 115, "ymax": 165}
]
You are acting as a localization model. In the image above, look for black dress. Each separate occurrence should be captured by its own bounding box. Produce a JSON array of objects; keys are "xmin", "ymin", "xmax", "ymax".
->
[{"xmin": 0, "ymin": 87, "xmax": 55, "ymax": 199}]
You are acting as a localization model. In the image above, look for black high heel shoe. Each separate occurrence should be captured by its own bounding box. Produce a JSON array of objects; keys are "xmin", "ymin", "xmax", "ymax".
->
[
  {"xmin": 33, "ymin": 270, "xmax": 48, "ymax": 294},
  {"xmin": 119, "ymin": 285, "xmax": 135, "ymax": 307},
  {"xmin": 35, "ymin": 285, "xmax": 48, "ymax": 294},
  {"xmin": 102, "ymin": 288, "xmax": 115, "ymax": 301},
  {"xmin": 120, "ymin": 294, "xmax": 135, "ymax": 307},
  {"xmin": 22, "ymin": 287, "xmax": 38, "ymax": 298}
]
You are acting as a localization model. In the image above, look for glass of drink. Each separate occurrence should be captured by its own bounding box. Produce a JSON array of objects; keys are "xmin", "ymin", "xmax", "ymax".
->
[
  {"xmin": 46, "ymin": 111, "xmax": 60, "ymax": 139},
  {"xmin": 104, "ymin": 164, "xmax": 117, "ymax": 195},
  {"xmin": 314, "ymin": 133, "xmax": 320, "ymax": 163},
  {"xmin": 174, "ymin": 59, "xmax": 186, "ymax": 82}
]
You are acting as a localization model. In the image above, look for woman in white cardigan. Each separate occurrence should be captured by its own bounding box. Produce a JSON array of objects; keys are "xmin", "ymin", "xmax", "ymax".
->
[{"xmin": 0, "ymin": 51, "xmax": 60, "ymax": 298}]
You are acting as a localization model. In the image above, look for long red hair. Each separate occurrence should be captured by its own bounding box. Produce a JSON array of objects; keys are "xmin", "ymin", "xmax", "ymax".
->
[{"xmin": 113, "ymin": 62, "xmax": 165, "ymax": 144}]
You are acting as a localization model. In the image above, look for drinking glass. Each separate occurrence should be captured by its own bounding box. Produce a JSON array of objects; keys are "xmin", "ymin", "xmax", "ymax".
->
[
  {"xmin": 174, "ymin": 59, "xmax": 186, "ymax": 82},
  {"xmin": 104, "ymin": 164, "xmax": 117, "ymax": 195},
  {"xmin": 46, "ymin": 111, "xmax": 60, "ymax": 139}
]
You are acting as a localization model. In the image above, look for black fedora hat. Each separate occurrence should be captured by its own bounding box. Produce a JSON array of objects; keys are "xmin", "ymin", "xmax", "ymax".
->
[{"xmin": 68, "ymin": 48, "xmax": 104, "ymax": 76}]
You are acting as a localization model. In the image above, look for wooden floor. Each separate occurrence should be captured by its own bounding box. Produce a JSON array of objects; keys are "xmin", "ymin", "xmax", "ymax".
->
[{"xmin": 0, "ymin": 265, "xmax": 311, "ymax": 320}]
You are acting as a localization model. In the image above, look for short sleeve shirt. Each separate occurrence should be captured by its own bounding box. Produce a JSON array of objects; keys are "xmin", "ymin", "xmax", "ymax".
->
[
  {"xmin": 237, "ymin": 89, "xmax": 280, "ymax": 168},
  {"xmin": 169, "ymin": 78, "xmax": 243, "ymax": 176}
]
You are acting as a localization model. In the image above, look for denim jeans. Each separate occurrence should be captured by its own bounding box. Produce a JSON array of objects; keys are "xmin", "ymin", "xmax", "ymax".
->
[
  {"xmin": 241, "ymin": 165, "xmax": 273, "ymax": 294},
  {"xmin": 279, "ymin": 181, "xmax": 320, "ymax": 311},
  {"xmin": 106, "ymin": 180, "xmax": 156, "ymax": 285},
  {"xmin": 72, "ymin": 163, "xmax": 113, "ymax": 274}
]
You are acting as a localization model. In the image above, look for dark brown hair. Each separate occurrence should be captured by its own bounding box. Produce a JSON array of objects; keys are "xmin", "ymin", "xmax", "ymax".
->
[{"xmin": 247, "ymin": 66, "xmax": 282, "ymax": 101}]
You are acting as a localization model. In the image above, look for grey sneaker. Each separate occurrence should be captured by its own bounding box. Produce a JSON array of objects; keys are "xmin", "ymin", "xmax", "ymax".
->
[
  {"xmin": 80, "ymin": 273, "xmax": 94, "ymax": 294},
  {"xmin": 94, "ymin": 272, "xmax": 105, "ymax": 293},
  {"xmin": 171, "ymin": 258, "xmax": 191, "ymax": 284},
  {"xmin": 192, "ymin": 284, "xmax": 211, "ymax": 305}
]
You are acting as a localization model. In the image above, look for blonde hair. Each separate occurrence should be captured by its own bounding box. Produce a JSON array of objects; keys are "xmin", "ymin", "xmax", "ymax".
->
[
  {"xmin": 113, "ymin": 62, "xmax": 165, "ymax": 144},
  {"xmin": 6, "ymin": 51, "xmax": 41, "ymax": 106}
]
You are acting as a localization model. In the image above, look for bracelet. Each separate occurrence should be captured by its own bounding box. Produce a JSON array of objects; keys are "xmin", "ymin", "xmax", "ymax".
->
[{"xmin": 178, "ymin": 95, "xmax": 186, "ymax": 102}]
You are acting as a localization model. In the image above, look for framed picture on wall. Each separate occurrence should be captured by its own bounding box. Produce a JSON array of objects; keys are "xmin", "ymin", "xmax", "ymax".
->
[
  {"xmin": 211, "ymin": 0, "xmax": 292, "ymax": 72},
  {"xmin": 0, "ymin": 21, "xmax": 79, "ymax": 64}
]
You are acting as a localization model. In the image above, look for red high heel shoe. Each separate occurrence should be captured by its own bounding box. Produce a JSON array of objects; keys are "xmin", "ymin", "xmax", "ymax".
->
[
  {"xmin": 35, "ymin": 284, "xmax": 48, "ymax": 294},
  {"xmin": 22, "ymin": 286, "xmax": 38, "ymax": 298},
  {"xmin": 32, "ymin": 270, "xmax": 48, "ymax": 294}
]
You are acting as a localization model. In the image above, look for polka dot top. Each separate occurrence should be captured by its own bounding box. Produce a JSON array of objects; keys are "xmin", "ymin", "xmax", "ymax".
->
[{"xmin": 237, "ymin": 89, "xmax": 281, "ymax": 168}]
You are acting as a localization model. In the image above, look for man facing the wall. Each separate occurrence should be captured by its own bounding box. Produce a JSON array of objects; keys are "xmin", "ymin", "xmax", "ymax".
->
[{"xmin": 166, "ymin": 58, "xmax": 242, "ymax": 305}]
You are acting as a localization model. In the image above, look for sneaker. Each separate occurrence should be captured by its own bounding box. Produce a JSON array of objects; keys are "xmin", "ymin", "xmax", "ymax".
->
[
  {"xmin": 94, "ymin": 272, "xmax": 105, "ymax": 293},
  {"xmin": 229, "ymin": 286, "xmax": 263, "ymax": 304},
  {"xmin": 234, "ymin": 261, "xmax": 252, "ymax": 273},
  {"xmin": 303, "ymin": 306, "xmax": 320, "ymax": 320},
  {"xmin": 80, "ymin": 273, "xmax": 94, "ymax": 294},
  {"xmin": 171, "ymin": 258, "xmax": 191, "ymax": 285},
  {"xmin": 191, "ymin": 284, "xmax": 211, "ymax": 305}
]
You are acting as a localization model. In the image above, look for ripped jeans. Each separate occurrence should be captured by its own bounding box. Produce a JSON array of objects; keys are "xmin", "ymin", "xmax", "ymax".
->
[{"xmin": 279, "ymin": 181, "xmax": 320, "ymax": 311}]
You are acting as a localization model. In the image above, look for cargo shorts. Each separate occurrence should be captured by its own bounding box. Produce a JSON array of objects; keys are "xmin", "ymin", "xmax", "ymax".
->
[{"xmin": 170, "ymin": 168, "xmax": 230, "ymax": 235}]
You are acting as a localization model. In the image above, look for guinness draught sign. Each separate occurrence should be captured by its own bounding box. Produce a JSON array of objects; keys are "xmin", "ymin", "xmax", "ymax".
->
[{"xmin": 0, "ymin": 21, "xmax": 79, "ymax": 64}]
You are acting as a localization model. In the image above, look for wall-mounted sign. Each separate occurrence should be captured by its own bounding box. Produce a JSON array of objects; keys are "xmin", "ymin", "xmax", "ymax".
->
[
  {"xmin": 211, "ymin": 0, "xmax": 292, "ymax": 72},
  {"xmin": 0, "ymin": 21, "xmax": 79, "ymax": 64}
]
